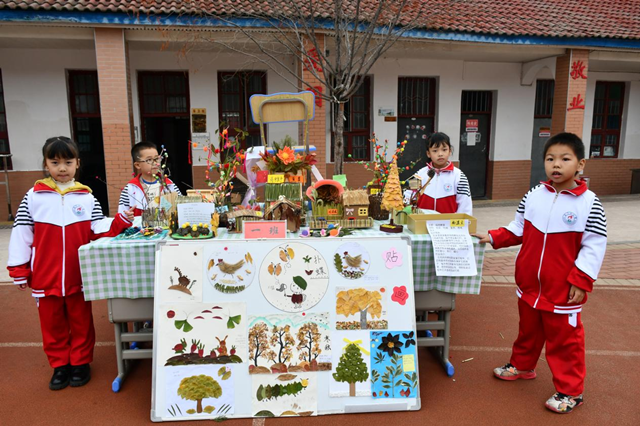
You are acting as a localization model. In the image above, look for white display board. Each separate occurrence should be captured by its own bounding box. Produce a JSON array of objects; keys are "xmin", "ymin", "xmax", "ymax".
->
[{"xmin": 151, "ymin": 237, "xmax": 419, "ymax": 421}]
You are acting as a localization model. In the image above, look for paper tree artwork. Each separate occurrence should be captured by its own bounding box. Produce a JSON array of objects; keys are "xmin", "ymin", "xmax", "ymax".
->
[
  {"xmin": 335, "ymin": 287, "xmax": 388, "ymax": 330},
  {"xmin": 252, "ymin": 373, "xmax": 317, "ymax": 417},
  {"xmin": 330, "ymin": 331, "xmax": 371, "ymax": 397},
  {"xmin": 247, "ymin": 313, "xmax": 332, "ymax": 374},
  {"xmin": 165, "ymin": 365, "xmax": 235, "ymax": 418},
  {"xmin": 159, "ymin": 244, "xmax": 203, "ymax": 302},
  {"xmin": 333, "ymin": 242, "xmax": 370, "ymax": 280},
  {"xmin": 207, "ymin": 248, "xmax": 256, "ymax": 294},
  {"xmin": 159, "ymin": 303, "xmax": 246, "ymax": 367},
  {"xmin": 370, "ymin": 331, "xmax": 418, "ymax": 399},
  {"xmin": 379, "ymin": 159, "xmax": 405, "ymax": 233},
  {"xmin": 259, "ymin": 243, "xmax": 329, "ymax": 312}
]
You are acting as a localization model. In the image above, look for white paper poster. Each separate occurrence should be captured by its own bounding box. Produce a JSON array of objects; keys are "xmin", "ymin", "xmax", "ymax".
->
[
  {"xmin": 426, "ymin": 220, "xmax": 477, "ymax": 277},
  {"xmin": 177, "ymin": 203, "xmax": 216, "ymax": 227}
]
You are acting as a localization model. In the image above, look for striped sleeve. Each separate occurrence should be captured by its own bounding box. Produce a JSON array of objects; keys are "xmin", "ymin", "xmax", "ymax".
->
[
  {"xmin": 584, "ymin": 196, "xmax": 607, "ymax": 238},
  {"xmin": 13, "ymin": 193, "xmax": 34, "ymax": 228},
  {"xmin": 167, "ymin": 182, "xmax": 182, "ymax": 196},
  {"xmin": 118, "ymin": 186, "xmax": 130, "ymax": 214},
  {"xmin": 91, "ymin": 199, "xmax": 105, "ymax": 222},
  {"xmin": 456, "ymin": 172, "xmax": 471, "ymax": 197},
  {"xmin": 570, "ymin": 196, "xmax": 607, "ymax": 292},
  {"xmin": 517, "ymin": 184, "xmax": 541, "ymax": 213}
]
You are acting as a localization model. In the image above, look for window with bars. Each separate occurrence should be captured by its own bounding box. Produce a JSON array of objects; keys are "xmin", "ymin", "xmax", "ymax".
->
[
  {"xmin": 341, "ymin": 76, "xmax": 371, "ymax": 161},
  {"xmin": 218, "ymin": 71, "xmax": 266, "ymax": 149},
  {"xmin": 461, "ymin": 91, "xmax": 492, "ymax": 113},
  {"xmin": 590, "ymin": 81, "xmax": 625, "ymax": 158},
  {"xmin": 139, "ymin": 72, "xmax": 189, "ymax": 116},
  {"xmin": 398, "ymin": 77, "xmax": 436, "ymax": 117},
  {"xmin": 0, "ymin": 70, "xmax": 11, "ymax": 169},
  {"xmin": 534, "ymin": 80, "xmax": 554, "ymax": 118},
  {"xmin": 68, "ymin": 71, "xmax": 101, "ymax": 153}
]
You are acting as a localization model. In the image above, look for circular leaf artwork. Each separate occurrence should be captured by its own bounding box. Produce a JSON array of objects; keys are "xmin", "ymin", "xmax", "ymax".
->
[
  {"xmin": 333, "ymin": 242, "xmax": 370, "ymax": 279},
  {"xmin": 207, "ymin": 249, "xmax": 256, "ymax": 294},
  {"xmin": 259, "ymin": 243, "xmax": 329, "ymax": 312}
]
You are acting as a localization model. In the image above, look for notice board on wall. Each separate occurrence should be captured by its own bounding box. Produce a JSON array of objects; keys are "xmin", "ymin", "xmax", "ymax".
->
[{"xmin": 151, "ymin": 237, "xmax": 419, "ymax": 421}]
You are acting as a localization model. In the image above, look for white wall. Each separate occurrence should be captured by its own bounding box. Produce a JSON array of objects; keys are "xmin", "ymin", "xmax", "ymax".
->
[
  {"xmin": 582, "ymin": 72, "xmax": 640, "ymax": 159},
  {"xmin": 0, "ymin": 47, "xmax": 97, "ymax": 171},
  {"xmin": 128, "ymin": 49, "xmax": 299, "ymax": 152},
  {"xmin": 367, "ymin": 57, "xmax": 538, "ymax": 163}
]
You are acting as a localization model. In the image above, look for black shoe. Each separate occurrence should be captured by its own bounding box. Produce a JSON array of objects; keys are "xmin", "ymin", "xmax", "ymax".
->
[
  {"xmin": 49, "ymin": 365, "xmax": 70, "ymax": 390},
  {"xmin": 70, "ymin": 364, "xmax": 91, "ymax": 387}
]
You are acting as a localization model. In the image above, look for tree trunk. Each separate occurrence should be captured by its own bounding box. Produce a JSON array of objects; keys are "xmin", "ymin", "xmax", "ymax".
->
[
  {"xmin": 196, "ymin": 399, "xmax": 203, "ymax": 413},
  {"xmin": 360, "ymin": 308, "xmax": 368, "ymax": 329},
  {"xmin": 349, "ymin": 381, "xmax": 356, "ymax": 397},
  {"xmin": 334, "ymin": 102, "xmax": 345, "ymax": 175}
]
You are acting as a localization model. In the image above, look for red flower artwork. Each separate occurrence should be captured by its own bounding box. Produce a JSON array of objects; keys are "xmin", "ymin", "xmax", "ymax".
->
[{"xmin": 391, "ymin": 286, "xmax": 409, "ymax": 305}]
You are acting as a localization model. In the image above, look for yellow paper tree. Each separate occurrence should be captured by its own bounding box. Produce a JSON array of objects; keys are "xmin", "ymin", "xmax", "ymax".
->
[
  {"xmin": 336, "ymin": 288, "xmax": 383, "ymax": 330},
  {"xmin": 381, "ymin": 159, "xmax": 404, "ymax": 212}
]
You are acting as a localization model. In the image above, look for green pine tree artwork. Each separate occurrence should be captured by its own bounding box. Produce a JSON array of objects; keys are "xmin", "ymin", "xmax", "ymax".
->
[{"xmin": 332, "ymin": 343, "xmax": 369, "ymax": 396}]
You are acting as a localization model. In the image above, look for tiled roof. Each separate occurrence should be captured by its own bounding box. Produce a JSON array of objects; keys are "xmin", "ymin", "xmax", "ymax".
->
[{"xmin": 1, "ymin": 1, "xmax": 640, "ymax": 40}]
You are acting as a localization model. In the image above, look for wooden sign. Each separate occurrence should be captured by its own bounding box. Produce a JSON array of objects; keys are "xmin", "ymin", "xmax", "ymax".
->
[
  {"xmin": 267, "ymin": 173, "xmax": 285, "ymax": 184},
  {"xmin": 243, "ymin": 220, "xmax": 287, "ymax": 239}
]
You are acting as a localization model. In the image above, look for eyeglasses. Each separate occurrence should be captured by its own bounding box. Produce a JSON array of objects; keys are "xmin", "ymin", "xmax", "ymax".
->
[{"xmin": 139, "ymin": 156, "xmax": 163, "ymax": 165}]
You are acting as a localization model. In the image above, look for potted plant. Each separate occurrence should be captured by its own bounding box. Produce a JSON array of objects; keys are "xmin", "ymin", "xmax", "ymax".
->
[{"xmin": 259, "ymin": 136, "xmax": 317, "ymax": 183}]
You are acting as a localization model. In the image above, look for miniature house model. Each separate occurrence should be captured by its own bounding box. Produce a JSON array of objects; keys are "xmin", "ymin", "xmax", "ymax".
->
[{"xmin": 343, "ymin": 189, "xmax": 369, "ymax": 220}]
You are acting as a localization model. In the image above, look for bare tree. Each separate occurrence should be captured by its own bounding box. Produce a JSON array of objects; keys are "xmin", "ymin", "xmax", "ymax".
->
[{"xmin": 183, "ymin": 0, "xmax": 423, "ymax": 174}]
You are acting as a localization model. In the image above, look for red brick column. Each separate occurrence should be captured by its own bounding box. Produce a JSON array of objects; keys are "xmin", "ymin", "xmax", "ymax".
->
[
  {"xmin": 94, "ymin": 28, "xmax": 135, "ymax": 215},
  {"xmin": 301, "ymin": 35, "xmax": 327, "ymax": 178},
  {"xmin": 551, "ymin": 49, "xmax": 589, "ymax": 138}
]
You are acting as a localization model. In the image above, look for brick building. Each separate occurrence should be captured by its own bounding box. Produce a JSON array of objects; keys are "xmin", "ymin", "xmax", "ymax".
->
[{"xmin": 0, "ymin": 1, "xmax": 639, "ymax": 215}]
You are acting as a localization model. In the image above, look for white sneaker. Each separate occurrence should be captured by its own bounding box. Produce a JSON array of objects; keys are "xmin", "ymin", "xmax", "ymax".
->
[
  {"xmin": 545, "ymin": 392, "xmax": 584, "ymax": 413},
  {"xmin": 493, "ymin": 363, "xmax": 536, "ymax": 381}
]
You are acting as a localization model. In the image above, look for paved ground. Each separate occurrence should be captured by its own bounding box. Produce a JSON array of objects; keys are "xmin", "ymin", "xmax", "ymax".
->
[{"xmin": 1, "ymin": 195, "xmax": 639, "ymax": 425}]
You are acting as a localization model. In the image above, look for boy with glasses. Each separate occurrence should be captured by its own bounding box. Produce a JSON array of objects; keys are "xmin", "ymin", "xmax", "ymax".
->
[{"xmin": 118, "ymin": 141, "xmax": 181, "ymax": 217}]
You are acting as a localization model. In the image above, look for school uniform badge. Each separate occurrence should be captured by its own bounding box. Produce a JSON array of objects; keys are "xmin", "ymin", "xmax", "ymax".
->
[
  {"xmin": 562, "ymin": 211, "xmax": 577, "ymax": 225},
  {"xmin": 72, "ymin": 204, "xmax": 86, "ymax": 217},
  {"xmin": 443, "ymin": 183, "xmax": 453, "ymax": 193}
]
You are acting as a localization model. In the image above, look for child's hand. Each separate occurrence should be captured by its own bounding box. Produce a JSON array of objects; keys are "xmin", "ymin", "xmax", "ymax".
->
[
  {"xmin": 18, "ymin": 284, "xmax": 28, "ymax": 291},
  {"xmin": 123, "ymin": 208, "xmax": 135, "ymax": 222},
  {"xmin": 472, "ymin": 233, "xmax": 492, "ymax": 244},
  {"xmin": 568, "ymin": 285, "xmax": 586, "ymax": 304}
]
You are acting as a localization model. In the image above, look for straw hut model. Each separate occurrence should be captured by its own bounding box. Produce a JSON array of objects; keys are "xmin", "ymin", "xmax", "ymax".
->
[
  {"xmin": 264, "ymin": 196, "xmax": 302, "ymax": 232},
  {"xmin": 343, "ymin": 189, "xmax": 370, "ymax": 220}
]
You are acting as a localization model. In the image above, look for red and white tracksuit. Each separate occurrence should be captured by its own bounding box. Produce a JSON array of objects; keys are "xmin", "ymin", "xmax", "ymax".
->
[
  {"xmin": 415, "ymin": 162, "xmax": 473, "ymax": 215},
  {"xmin": 118, "ymin": 175, "xmax": 181, "ymax": 217},
  {"xmin": 489, "ymin": 180, "xmax": 607, "ymax": 395},
  {"xmin": 7, "ymin": 178, "xmax": 131, "ymax": 367}
]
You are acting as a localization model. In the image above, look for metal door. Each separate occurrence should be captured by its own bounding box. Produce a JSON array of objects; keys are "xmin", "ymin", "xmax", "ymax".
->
[{"xmin": 459, "ymin": 91, "xmax": 492, "ymax": 198}]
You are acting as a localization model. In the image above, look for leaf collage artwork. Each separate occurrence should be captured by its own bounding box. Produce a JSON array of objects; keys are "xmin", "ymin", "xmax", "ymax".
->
[
  {"xmin": 165, "ymin": 365, "xmax": 235, "ymax": 417},
  {"xmin": 335, "ymin": 287, "xmax": 388, "ymax": 330},
  {"xmin": 333, "ymin": 242, "xmax": 371, "ymax": 279},
  {"xmin": 252, "ymin": 373, "xmax": 317, "ymax": 417},
  {"xmin": 159, "ymin": 245, "xmax": 203, "ymax": 302},
  {"xmin": 370, "ymin": 331, "xmax": 418, "ymax": 399},
  {"xmin": 259, "ymin": 243, "xmax": 329, "ymax": 313},
  {"xmin": 247, "ymin": 313, "xmax": 332, "ymax": 375},
  {"xmin": 159, "ymin": 303, "xmax": 247, "ymax": 367},
  {"xmin": 153, "ymin": 238, "xmax": 419, "ymax": 420},
  {"xmin": 329, "ymin": 331, "xmax": 371, "ymax": 397},
  {"xmin": 207, "ymin": 248, "xmax": 256, "ymax": 294}
]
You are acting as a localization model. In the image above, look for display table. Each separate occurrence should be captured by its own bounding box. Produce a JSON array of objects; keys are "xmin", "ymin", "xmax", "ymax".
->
[{"xmin": 79, "ymin": 224, "xmax": 485, "ymax": 390}]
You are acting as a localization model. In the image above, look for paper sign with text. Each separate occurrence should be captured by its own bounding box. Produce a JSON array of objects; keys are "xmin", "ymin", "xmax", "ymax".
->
[
  {"xmin": 243, "ymin": 220, "xmax": 287, "ymax": 239},
  {"xmin": 267, "ymin": 174, "xmax": 285, "ymax": 184},
  {"xmin": 177, "ymin": 203, "xmax": 215, "ymax": 227},
  {"xmin": 427, "ymin": 220, "xmax": 477, "ymax": 277}
]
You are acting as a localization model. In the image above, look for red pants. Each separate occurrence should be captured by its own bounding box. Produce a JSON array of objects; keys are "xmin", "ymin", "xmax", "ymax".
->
[
  {"xmin": 510, "ymin": 298, "xmax": 586, "ymax": 395},
  {"xmin": 37, "ymin": 291, "xmax": 95, "ymax": 368}
]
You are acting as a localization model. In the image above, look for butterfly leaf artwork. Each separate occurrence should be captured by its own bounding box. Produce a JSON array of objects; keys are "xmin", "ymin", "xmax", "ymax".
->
[{"xmin": 259, "ymin": 243, "xmax": 329, "ymax": 313}]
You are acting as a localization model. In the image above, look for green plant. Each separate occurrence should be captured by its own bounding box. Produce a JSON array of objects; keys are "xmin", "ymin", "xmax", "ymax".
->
[{"xmin": 260, "ymin": 137, "xmax": 317, "ymax": 174}]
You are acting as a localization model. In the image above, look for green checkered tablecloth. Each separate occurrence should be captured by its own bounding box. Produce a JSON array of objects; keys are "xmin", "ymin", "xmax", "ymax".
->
[{"xmin": 79, "ymin": 224, "xmax": 485, "ymax": 301}]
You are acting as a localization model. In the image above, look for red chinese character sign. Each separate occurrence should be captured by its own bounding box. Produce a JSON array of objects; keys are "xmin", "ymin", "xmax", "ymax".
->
[
  {"xmin": 567, "ymin": 93, "xmax": 585, "ymax": 111},
  {"xmin": 570, "ymin": 60, "xmax": 587, "ymax": 80},
  {"xmin": 304, "ymin": 47, "xmax": 323, "ymax": 74}
]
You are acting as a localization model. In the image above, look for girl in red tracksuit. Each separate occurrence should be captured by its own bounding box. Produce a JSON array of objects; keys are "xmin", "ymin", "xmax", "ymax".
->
[
  {"xmin": 476, "ymin": 133, "xmax": 607, "ymax": 414},
  {"xmin": 7, "ymin": 137, "xmax": 133, "ymax": 390},
  {"xmin": 414, "ymin": 132, "xmax": 472, "ymax": 215}
]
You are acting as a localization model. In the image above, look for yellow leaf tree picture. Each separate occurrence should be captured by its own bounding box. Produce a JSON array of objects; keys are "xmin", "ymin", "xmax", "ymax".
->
[{"xmin": 336, "ymin": 288, "xmax": 382, "ymax": 330}]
